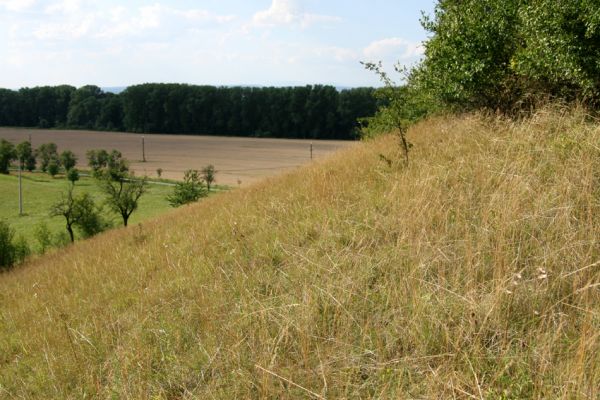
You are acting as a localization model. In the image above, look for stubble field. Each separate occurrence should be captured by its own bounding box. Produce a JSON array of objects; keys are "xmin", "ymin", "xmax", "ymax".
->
[{"xmin": 0, "ymin": 128, "xmax": 353, "ymax": 186}]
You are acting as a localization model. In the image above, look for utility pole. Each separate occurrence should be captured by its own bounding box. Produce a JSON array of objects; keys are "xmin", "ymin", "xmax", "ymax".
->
[
  {"xmin": 18, "ymin": 159, "xmax": 23, "ymax": 216},
  {"xmin": 142, "ymin": 136, "xmax": 146, "ymax": 162},
  {"xmin": 310, "ymin": 142, "xmax": 313, "ymax": 160}
]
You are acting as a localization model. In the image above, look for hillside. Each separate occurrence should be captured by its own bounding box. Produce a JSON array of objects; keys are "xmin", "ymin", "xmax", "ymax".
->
[{"xmin": 1, "ymin": 108, "xmax": 599, "ymax": 398}]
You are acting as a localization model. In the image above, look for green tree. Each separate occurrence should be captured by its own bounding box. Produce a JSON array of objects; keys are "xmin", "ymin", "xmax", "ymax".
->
[
  {"xmin": 0, "ymin": 220, "xmax": 16, "ymax": 269},
  {"xmin": 16, "ymin": 141, "xmax": 36, "ymax": 172},
  {"xmin": 201, "ymin": 165, "xmax": 216, "ymax": 192},
  {"xmin": 60, "ymin": 150, "xmax": 77, "ymax": 171},
  {"xmin": 0, "ymin": 139, "xmax": 16, "ymax": 174},
  {"xmin": 67, "ymin": 168, "xmax": 80, "ymax": 185},
  {"xmin": 50, "ymin": 187, "xmax": 103, "ymax": 242},
  {"xmin": 0, "ymin": 221, "xmax": 28, "ymax": 270},
  {"xmin": 87, "ymin": 149, "xmax": 109, "ymax": 177},
  {"xmin": 167, "ymin": 169, "xmax": 207, "ymax": 207},
  {"xmin": 50, "ymin": 187, "xmax": 80, "ymax": 243},
  {"xmin": 47, "ymin": 157, "xmax": 60, "ymax": 177},
  {"xmin": 416, "ymin": 0, "xmax": 600, "ymax": 111},
  {"xmin": 74, "ymin": 193, "xmax": 111, "ymax": 238},
  {"xmin": 34, "ymin": 222, "xmax": 53, "ymax": 253},
  {"xmin": 101, "ymin": 175, "xmax": 147, "ymax": 226},
  {"xmin": 36, "ymin": 143, "xmax": 58, "ymax": 172}
]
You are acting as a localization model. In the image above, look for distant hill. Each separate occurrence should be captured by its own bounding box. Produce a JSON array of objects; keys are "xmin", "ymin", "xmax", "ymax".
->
[{"xmin": 1, "ymin": 108, "xmax": 598, "ymax": 398}]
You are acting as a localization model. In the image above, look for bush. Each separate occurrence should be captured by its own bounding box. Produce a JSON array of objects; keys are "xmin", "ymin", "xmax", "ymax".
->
[
  {"xmin": 416, "ymin": 0, "xmax": 600, "ymax": 111},
  {"xmin": 0, "ymin": 221, "xmax": 29, "ymax": 270},
  {"xmin": 75, "ymin": 193, "xmax": 112, "ymax": 238},
  {"xmin": 168, "ymin": 169, "xmax": 208, "ymax": 207},
  {"xmin": 34, "ymin": 222, "xmax": 53, "ymax": 253},
  {"xmin": 0, "ymin": 139, "xmax": 16, "ymax": 174},
  {"xmin": 60, "ymin": 150, "xmax": 77, "ymax": 171},
  {"xmin": 67, "ymin": 168, "xmax": 80, "ymax": 185}
]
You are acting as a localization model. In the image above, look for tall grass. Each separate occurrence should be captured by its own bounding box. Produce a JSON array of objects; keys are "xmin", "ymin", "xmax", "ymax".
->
[{"xmin": 1, "ymin": 107, "xmax": 599, "ymax": 398}]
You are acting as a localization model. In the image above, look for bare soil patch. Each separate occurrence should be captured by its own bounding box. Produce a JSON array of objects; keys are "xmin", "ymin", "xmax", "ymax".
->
[{"xmin": 0, "ymin": 128, "xmax": 353, "ymax": 186}]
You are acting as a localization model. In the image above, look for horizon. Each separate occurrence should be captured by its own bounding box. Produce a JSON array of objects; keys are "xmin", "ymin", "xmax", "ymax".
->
[{"xmin": 0, "ymin": 0, "xmax": 436, "ymax": 89}]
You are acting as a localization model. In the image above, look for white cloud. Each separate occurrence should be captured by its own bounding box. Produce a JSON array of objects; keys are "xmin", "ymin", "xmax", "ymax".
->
[
  {"xmin": 0, "ymin": 0, "xmax": 36, "ymax": 12},
  {"xmin": 96, "ymin": 4, "xmax": 235, "ymax": 39},
  {"xmin": 314, "ymin": 46, "xmax": 358, "ymax": 63},
  {"xmin": 45, "ymin": 0, "xmax": 81, "ymax": 15},
  {"xmin": 363, "ymin": 37, "xmax": 424, "ymax": 61},
  {"xmin": 34, "ymin": 14, "xmax": 95, "ymax": 40},
  {"xmin": 251, "ymin": 0, "xmax": 340, "ymax": 29}
]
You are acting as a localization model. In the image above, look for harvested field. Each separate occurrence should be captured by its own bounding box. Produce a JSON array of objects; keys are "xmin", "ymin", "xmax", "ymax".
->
[{"xmin": 0, "ymin": 128, "xmax": 353, "ymax": 185}]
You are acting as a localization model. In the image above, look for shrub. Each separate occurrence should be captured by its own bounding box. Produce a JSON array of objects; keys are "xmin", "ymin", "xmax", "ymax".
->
[
  {"xmin": 34, "ymin": 222, "xmax": 53, "ymax": 253},
  {"xmin": 0, "ymin": 139, "xmax": 16, "ymax": 174},
  {"xmin": 168, "ymin": 169, "xmax": 208, "ymax": 207},
  {"xmin": 0, "ymin": 221, "xmax": 29, "ymax": 270},
  {"xmin": 67, "ymin": 168, "xmax": 80, "ymax": 185}
]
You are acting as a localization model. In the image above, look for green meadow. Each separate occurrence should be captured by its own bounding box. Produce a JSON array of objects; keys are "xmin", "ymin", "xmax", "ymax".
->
[{"xmin": 0, "ymin": 172, "xmax": 176, "ymax": 251}]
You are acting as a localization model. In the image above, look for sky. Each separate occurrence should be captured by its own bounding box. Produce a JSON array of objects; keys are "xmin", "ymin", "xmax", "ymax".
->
[{"xmin": 0, "ymin": 0, "xmax": 437, "ymax": 89}]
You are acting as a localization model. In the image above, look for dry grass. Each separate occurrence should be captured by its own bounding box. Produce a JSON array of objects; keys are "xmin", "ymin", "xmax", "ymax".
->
[{"xmin": 1, "ymin": 107, "xmax": 599, "ymax": 398}]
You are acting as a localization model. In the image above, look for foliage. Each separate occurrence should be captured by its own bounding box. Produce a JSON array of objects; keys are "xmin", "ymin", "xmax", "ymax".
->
[
  {"xmin": 0, "ymin": 139, "xmax": 16, "ymax": 174},
  {"xmin": 0, "ymin": 221, "xmax": 29, "ymax": 270},
  {"xmin": 60, "ymin": 150, "xmax": 77, "ymax": 171},
  {"xmin": 101, "ymin": 175, "xmax": 147, "ymax": 226},
  {"xmin": 15, "ymin": 140, "xmax": 36, "ymax": 171},
  {"xmin": 67, "ymin": 168, "xmax": 80, "ymax": 185},
  {"xmin": 0, "ymin": 84, "xmax": 379, "ymax": 139},
  {"xmin": 156, "ymin": 168, "xmax": 163, "ymax": 178},
  {"xmin": 33, "ymin": 222, "xmax": 53, "ymax": 253},
  {"xmin": 360, "ymin": 62, "xmax": 437, "ymax": 163},
  {"xmin": 87, "ymin": 149, "xmax": 128, "ymax": 180},
  {"xmin": 50, "ymin": 186, "xmax": 105, "ymax": 242},
  {"xmin": 47, "ymin": 158, "xmax": 60, "ymax": 177},
  {"xmin": 74, "ymin": 193, "xmax": 111, "ymax": 238},
  {"xmin": 36, "ymin": 143, "xmax": 58, "ymax": 173},
  {"xmin": 167, "ymin": 169, "xmax": 208, "ymax": 207},
  {"xmin": 0, "ymin": 220, "xmax": 16, "ymax": 269},
  {"xmin": 86, "ymin": 149, "xmax": 109, "ymax": 177},
  {"xmin": 0, "ymin": 172, "xmax": 173, "ymax": 253},
  {"xmin": 417, "ymin": 0, "xmax": 600, "ymax": 111},
  {"xmin": 201, "ymin": 164, "xmax": 216, "ymax": 192}
]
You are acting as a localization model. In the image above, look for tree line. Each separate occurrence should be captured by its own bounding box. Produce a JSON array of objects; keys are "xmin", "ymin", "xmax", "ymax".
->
[{"xmin": 0, "ymin": 84, "xmax": 380, "ymax": 140}]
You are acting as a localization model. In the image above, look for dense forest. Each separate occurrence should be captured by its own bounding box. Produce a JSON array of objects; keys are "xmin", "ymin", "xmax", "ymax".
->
[{"xmin": 0, "ymin": 84, "xmax": 379, "ymax": 140}]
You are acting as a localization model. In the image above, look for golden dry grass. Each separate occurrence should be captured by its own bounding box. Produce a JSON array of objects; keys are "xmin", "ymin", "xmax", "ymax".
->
[{"xmin": 1, "ymin": 107, "xmax": 599, "ymax": 398}]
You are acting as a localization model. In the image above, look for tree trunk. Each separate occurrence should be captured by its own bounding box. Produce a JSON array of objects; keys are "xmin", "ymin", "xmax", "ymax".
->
[{"xmin": 67, "ymin": 224, "xmax": 74, "ymax": 243}]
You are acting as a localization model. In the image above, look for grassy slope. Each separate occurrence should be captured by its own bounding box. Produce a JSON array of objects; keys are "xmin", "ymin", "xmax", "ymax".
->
[
  {"xmin": 0, "ymin": 174, "xmax": 174, "ymax": 250},
  {"xmin": 1, "ymin": 108, "xmax": 599, "ymax": 398}
]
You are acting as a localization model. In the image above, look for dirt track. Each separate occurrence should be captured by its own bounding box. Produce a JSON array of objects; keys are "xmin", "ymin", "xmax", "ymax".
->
[{"xmin": 0, "ymin": 128, "xmax": 353, "ymax": 186}]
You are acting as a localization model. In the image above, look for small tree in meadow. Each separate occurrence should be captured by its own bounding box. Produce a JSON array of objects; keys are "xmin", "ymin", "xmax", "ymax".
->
[
  {"xmin": 101, "ymin": 174, "xmax": 147, "ymax": 227},
  {"xmin": 36, "ymin": 143, "xmax": 58, "ymax": 172},
  {"xmin": 47, "ymin": 158, "xmax": 60, "ymax": 177},
  {"xmin": 67, "ymin": 168, "xmax": 80, "ymax": 185},
  {"xmin": 0, "ymin": 139, "xmax": 16, "ymax": 174},
  {"xmin": 167, "ymin": 169, "xmax": 207, "ymax": 207},
  {"xmin": 202, "ymin": 164, "xmax": 216, "ymax": 192},
  {"xmin": 16, "ymin": 141, "xmax": 36, "ymax": 172},
  {"xmin": 60, "ymin": 150, "xmax": 77, "ymax": 172},
  {"xmin": 50, "ymin": 187, "xmax": 105, "ymax": 242}
]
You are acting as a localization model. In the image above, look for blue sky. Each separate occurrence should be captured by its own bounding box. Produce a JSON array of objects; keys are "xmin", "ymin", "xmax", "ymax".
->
[{"xmin": 0, "ymin": 0, "xmax": 437, "ymax": 89}]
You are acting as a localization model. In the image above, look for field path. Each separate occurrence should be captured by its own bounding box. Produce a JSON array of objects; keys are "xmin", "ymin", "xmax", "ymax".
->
[{"xmin": 0, "ymin": 128, "xmax": 353, "ymax": 185}]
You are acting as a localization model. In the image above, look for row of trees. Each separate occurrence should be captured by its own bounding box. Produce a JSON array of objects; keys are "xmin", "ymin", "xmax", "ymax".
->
[
  {"xmin": 0, "ymin": 84, "xmax": 380, "ymax": 139},
  {"xmin": 0, "ymin": 138, "xmax": 78, "ymax": 178}
]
